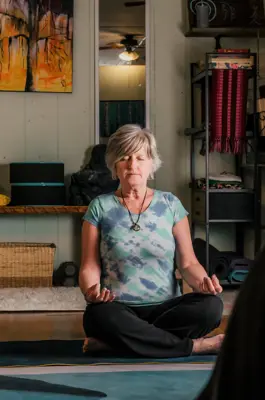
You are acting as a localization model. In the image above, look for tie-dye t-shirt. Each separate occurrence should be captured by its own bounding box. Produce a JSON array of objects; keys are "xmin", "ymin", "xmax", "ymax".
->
[{"xmin": 83, "ymin": 190, "xmax": 188, "ymax": 306}]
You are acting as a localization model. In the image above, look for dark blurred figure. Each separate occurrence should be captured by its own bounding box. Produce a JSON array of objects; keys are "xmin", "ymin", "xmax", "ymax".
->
[
  {"xmin": 69, "ymin": 144, "xmax": 119, "ymax": 206},
  {"xmin": 196, "ymin": 245, "xmax": 265, "ymax": 400}
]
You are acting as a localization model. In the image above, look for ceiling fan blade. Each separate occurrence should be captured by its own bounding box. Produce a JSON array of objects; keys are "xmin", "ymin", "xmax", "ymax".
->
[
  {"xmin": 100, "ymin": 43, "xmax": 125, "ymax": 50},
  {"xmin": 107, "ymin": 42, "xmax": 125, "ymax": 49},
  {"xmin": 124, "ymin": 1, "xmax": 145, "ymax": 7}
]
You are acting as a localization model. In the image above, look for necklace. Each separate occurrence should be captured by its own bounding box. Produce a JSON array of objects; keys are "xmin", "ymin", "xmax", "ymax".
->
[{"xmin": 121, "ymin": 189, "xmax": 147, "ymax": 231}]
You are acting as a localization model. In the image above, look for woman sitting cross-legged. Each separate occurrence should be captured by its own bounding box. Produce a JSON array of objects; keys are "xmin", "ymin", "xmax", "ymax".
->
[{"xmin": 79, "ymin": 124, "xmax": 224, "ymax": 358}]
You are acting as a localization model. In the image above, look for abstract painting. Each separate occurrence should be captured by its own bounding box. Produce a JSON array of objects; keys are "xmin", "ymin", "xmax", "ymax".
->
[{"xmin": 0, "ymin": 0, "xmax": 73, "ymax": 92}]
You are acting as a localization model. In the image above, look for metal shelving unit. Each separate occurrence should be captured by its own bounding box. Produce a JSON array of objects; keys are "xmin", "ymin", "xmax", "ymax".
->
[{"xmin": 186, "ymin": 52, "xmax": 261, "ymax": 274}]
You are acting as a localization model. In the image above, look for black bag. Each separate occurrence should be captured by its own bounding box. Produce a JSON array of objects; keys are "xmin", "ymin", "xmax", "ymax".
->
[{"xmin": 69, "ymin": 144, "xmax": 119, "ymax": 206}]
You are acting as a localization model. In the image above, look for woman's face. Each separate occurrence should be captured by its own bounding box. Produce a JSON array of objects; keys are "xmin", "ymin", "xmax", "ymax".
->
[{"xmin": 115, "ymin": 148, "xmax": 153, "ymax": 187}]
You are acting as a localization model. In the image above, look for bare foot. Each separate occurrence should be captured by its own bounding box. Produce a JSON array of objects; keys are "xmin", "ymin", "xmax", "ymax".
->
[
  {"xmin": 192, "ymin": 334, "xmax": 224, "ymax": 355},
  {"xmin": 83, "ymin": 337, "xmax": 111, "ymax": 353}
]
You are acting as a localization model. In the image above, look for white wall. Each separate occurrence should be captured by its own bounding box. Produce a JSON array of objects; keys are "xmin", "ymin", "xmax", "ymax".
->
[
  {"xmin": 0, "ymin": 0, "xmax": 96, "ymax": 268},
  {"xmin": 148, "ymin": 0, "xmax": 189, "ymax": 207},
  {"xmin": 99, "ymin": 65, "xmax": 146, "ymax": 100}
]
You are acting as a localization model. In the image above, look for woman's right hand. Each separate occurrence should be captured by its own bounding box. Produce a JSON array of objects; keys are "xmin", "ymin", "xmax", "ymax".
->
[{"xmin": 85, "ymin": 283, "xmax": 116, "ymax": 304}]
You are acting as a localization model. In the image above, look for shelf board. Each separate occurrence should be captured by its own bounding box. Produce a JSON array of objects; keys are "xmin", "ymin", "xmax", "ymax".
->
[
  {"xmin": 185, "ymin": 129, "xmax": 253, "ymax": 139},
  {"xmin": 193, "ymin": 189, "xmax": 254, "ymax": 194},
  {"xmin": 193, "ymin": 219, "xmax": 254, "ymax": 224},
  {"xmin": 241, "ymin": 164, "xmax": 265, "ymax": 168},
  {"xmin": 0, "ymin": 206, "xmax": 87, "ymax": 214},
  {"xmin": 209, "ymin": 219, "xmax": 253, "ymax": 223},
  {"xmin": 185, "ymin": 27, "xmax": 265, "ymax": 38}
]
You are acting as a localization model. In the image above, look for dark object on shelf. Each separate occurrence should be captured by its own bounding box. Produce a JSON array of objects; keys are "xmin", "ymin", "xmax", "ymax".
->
[
  {"xmin": 10, "ymin": 162, "xmax": 64, "ymax": 184},
  {"xmin": 246, "ymin": 112, "xmax": 256, "ymax": 133},
  {"xmin": 69, "ymin": 144, "xmax": 119, "ymax": 206},
  {"xmin": 192, "ymin": 190, "xmax": 254, "ymax": 222},
  {"xmin": 53, "ymin": 261, "xmax": 79, "ymax": 287},
  {"xmin": 259, "ymin": 85, "xmax": 265, "ymax": 98},
  {"xmin": 188, "ymin": 0, "xmax": 265, "ymax": 29},
  {"xmin": 257, "ymin": 136, "xmax": 265, "ymax": 151},
  {"xmin": 212, "ymin": 252, "xmax": 253, "ymax": 281},
  {"xmin": 212, "ymin": 252, "xmax": 236, "ymax": 280},
  {"xmin": 10, "ymin": 184, "xmax": 66, "ymax": 206},
  {"xmin": 193, "ymin": 238, "xmax": 253, "ymax": 279},
  {"xmin": 228, "ymin": 269, "xmax": 248, "ymax": 283},
  {"xmin": 193, "ymin": 238, "xmax": 220, "ymax": 272},
  {"xmin": 246, "ymin": 112, "xmax": 265, "ymax": 138},
  {"xmin": 189, "ymin": 0, "xmax": 216, "ymax": 29},
  {"xmin": 215, "ymin": 35, "xmax": 222, "ymax": 50},
  {"xmin": 246, "ymin": 152, "xmax": 265, "ymax": 164},
  {"xmin": 10, "ymin": 162, "xmax": 66, "ymax": 206}
]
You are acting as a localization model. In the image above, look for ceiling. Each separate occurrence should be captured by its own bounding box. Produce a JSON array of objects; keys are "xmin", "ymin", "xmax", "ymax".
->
[{"xmin": 99, "ymin": 0, "xmax": 145, "ymax": 65}]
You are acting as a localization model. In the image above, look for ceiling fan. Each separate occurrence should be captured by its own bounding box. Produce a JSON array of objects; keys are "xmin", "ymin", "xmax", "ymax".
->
[
  {"xmin": 124, "ymin": 1, "xmax": 145, "ymax": 7},
  {"xmin": 99, "ymin": 34, "xmax": 144, "ymax": 51}
]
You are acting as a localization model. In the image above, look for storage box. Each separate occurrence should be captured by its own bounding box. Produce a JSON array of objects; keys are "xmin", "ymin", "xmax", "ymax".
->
[
  {"xmin": 192, "ymin": 190, "xmax": 254, "ymax": 222},
  {"xmin": 10, "ymin": 162, "xmax": 64, "ymax": 183},
  {"xmin": 10, "ymin": 162, "xmax": 66, "ymax": 206},
  {"xmin": 0, "ymin": 243, "xmax": 56, "ymax": 288},
  {"xmin": 10, "ymin": 184, "xmax": 66, "ymax": 206}
]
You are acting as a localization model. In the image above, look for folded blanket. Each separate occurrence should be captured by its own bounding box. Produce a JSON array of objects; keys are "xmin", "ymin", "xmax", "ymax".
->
[
  {"xmin": 196, "ymin": 178, "xmax": 244, "ymax": 190},
  {"xmin": 209, "ymin": 172, "xmax": 242, "ymax": 183}
]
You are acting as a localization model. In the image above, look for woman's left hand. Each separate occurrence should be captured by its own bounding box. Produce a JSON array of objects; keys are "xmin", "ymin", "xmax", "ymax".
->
[{"xmin": 200, "ymin": 274, "xmax": 223, "ymax": 295}]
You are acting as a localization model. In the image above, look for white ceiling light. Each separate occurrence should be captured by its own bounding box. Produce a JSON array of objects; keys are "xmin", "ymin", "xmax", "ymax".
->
[{"xmin": 119, "ymin": 50, "xmax": 140, "ymax": 62}]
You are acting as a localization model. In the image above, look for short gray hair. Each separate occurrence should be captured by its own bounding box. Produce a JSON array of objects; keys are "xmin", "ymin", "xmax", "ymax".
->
[{"xmin": 106, "ymin": 124, "xmax": 162, "ymax": 179}]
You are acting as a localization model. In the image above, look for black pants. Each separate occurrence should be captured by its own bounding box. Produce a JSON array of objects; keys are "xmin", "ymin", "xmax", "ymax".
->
[{"xmin": 83, "ymin": 293, "xmax": 223, "ymax": 358}]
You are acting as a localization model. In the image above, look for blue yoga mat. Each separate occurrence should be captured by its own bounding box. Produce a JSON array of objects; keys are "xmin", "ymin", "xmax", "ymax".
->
[
  {"xmin": 0, "ymin": 370, "xmax": 212, "ymax": 399},
  {"xmin": 0, "ymin": 340, "xmax": 216, "ymax": 367}
]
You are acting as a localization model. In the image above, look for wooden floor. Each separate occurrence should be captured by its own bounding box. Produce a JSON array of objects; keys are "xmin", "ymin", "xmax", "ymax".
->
[
  {"xmin": 0, "ymin": 312, "xmax": 84, "ymax": 341},
  {"xmin": 0, "ymin": 312, "xmax": 228, "ymax": 342}
]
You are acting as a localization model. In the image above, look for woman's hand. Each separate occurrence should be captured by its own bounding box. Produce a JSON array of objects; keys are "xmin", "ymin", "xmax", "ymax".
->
[
  {"xmin": 199, "ymin": 274, "xmax": 223, "ymax": 295},
  {"xmin": 85, "ymin": 284, "xmax": 116, "ymax": 303}
]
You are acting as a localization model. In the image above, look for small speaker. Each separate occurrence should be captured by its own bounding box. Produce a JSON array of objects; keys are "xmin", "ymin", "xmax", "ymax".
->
[
  {"xmin": 10, "ymin": 162, "xmax": 64, "ymax": 184},
  {"xmin": 10, "ymin": 183, "xmax": 66, "ymax": 206},
  {"xmin": 53, "ymin": 262, "xmax": 79, "ymax": 287}
]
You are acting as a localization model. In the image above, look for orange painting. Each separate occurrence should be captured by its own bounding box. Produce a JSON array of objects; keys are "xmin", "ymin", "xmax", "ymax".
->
[{"xmin": 0, "ymin": 0, "xmax": 73, "ymax": 92}]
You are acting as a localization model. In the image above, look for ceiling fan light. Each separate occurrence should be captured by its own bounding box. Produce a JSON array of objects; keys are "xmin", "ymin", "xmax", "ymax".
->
[{"xmin": 119, "ymin": 50, "xmax": 140, "ymax": 61}]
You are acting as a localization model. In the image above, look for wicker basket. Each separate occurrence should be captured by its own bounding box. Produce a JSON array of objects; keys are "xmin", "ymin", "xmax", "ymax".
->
[{"xmin": 0, "ymin": 242, "xmax": 56, "ymax": 288}]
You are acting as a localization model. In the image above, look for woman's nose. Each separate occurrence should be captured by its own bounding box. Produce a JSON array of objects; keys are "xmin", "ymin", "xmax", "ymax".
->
[{"xmin": 128, "ymin": 158, "xmax": 137, "ymax": 168}]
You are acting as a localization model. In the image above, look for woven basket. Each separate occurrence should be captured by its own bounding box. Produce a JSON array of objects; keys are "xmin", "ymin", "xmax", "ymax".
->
[{"xmin": 0, "ymin": 242, "xmax": 56, "ymax": 288}]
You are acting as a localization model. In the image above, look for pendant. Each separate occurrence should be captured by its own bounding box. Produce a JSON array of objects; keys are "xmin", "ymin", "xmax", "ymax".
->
[{"xmin": 131, "ymin": 223, "xmax": 141, "ymax": 231}]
